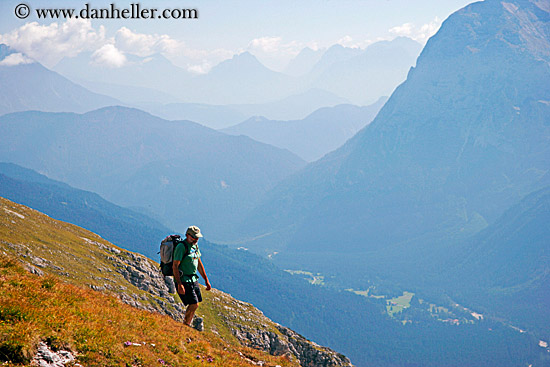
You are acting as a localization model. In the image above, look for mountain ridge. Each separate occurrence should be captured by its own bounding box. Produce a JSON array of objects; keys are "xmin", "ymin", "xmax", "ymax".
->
[
  {"xmin": 0, "ymin": 106, "xmax": 307, "ymax": 240},
  {"xmin": 240, "ymin": 0, "xmax": 550, "ymax": 255},
  {"xmin": 0, "ymin": 44, "xmax": 120, "ymax": 116}
]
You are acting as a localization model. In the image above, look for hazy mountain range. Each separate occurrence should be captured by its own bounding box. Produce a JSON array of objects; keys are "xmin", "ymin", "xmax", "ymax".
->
[
  {"xmin": 222, "ymin": 98, "xmax": 387, "ymax": 161},
  {"xmin": 233, "ymin": 0, "xmax": 550, "ymax": 347},
  {"xmin": 0, "ymin": 44, "xmax": 119, "ymax": 116},
  {"xmin": 1, "ymin": 0, "xmax": 549, "ymax": 365},
  {"xmin": 142, "ymin": 88, "xmax": 351, "ymax": 129},
  {"xmin": 240, "ymin": 0, "xmax": 550, "ymax": 256},
  {"xmin": 52, "ymin": 37, "xmax": 421, "ymax": 114},
  {"xmin": 0, "ymin": 107, "xmax": 306, "ymax": 240}
]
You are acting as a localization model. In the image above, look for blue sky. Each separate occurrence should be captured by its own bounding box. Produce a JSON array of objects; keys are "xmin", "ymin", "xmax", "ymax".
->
[{"xmin": 0, "ymin": 0, "xmax": 476, "ymax": 72}]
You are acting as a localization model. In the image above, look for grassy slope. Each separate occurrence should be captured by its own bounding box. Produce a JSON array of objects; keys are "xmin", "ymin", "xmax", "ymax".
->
[{"xmin": 0, "ymin": 197, "xmax": 297, "ymax": 367}]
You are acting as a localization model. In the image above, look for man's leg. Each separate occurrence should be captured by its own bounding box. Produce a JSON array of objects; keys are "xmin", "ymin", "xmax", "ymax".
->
[{"xmin": 184, "ymin": 303, "xmax": 199, "ymax": 325}]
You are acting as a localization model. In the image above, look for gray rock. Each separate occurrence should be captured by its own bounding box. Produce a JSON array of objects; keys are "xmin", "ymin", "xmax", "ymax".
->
[
  {"xmin": 192, "ymin": 316, "xmax": 204, "ymax": 331},
  {"xmin": 24, "ymin": 263, "xmax": 44, "ymax": 276},
  {"xmin": 31, "ymin": 341, "xmax": 81, "ymax": 367}
]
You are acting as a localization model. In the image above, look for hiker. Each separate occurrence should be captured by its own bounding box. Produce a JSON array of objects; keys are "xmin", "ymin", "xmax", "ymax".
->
[{"xmin": 172, "ymin": 225, "xmax": 212, "ymax": 326}]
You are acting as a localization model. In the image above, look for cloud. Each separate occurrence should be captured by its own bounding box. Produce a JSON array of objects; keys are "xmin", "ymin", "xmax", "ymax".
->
[
  {"xmin": 0, "ymin": 19, "xmax": 105, "ymax": 67},
  {"xmin": 0, "ymin": 52, "xmax": 34, "ymax": 66},
  {"xmin": 389, "ymin": 17, "xmax": 442, "ymax": 44},
  {"xmin": 248, "ymin": 36, "xmax": 284, "ymax": 54},
  {"xmin": 91, "ymin": 44, "xmax": 127, "ymax": 68},
  {"xmin": 114, "ymin": 27, "xmax": 181, "ymax": 57},
  {"xmin": 336, "ymin": 35, "xmax": 375, "ymax": 49}
]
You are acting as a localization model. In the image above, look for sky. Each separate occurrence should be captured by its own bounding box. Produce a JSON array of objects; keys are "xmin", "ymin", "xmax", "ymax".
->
[{"xmin": 0, "ymin": 0, "xmax": 476, "ymax": 73}]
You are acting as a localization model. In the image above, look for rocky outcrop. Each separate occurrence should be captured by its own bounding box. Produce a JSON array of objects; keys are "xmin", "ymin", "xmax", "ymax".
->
[
  {"xmin": 213, "ymin": 293, "xmax": 353, "ymax": 367},
  {"xmin": 30, "ymin": 342, "xmax": 81, "ymax": 367}
]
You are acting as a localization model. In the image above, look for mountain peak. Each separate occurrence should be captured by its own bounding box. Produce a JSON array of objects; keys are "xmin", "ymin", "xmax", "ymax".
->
[
  {"xmin": 420, "ymin": 0, "xmax": 550, "ymax": 62},
  {"xmin": 242, "ymin": 0, "xmax": 550, "ymax": 258}
]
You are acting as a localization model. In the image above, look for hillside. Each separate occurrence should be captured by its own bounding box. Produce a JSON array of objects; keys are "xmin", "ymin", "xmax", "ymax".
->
[
  {"xmin": 0, "ymin": 197, "xmax": 352, "ymax": 367},
  {"xmin": 444, "ymin": 186, "xmax": 550, "ymax": 339},
  {"xmin": 1, "ymin": 197, "xmax": 548, "ymax": 367}
]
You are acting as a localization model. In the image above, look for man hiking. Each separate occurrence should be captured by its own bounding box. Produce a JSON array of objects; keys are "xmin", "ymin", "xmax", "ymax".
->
[{"xmin": 172, "ymin": 225, "xmax": 211, "ymax": 326}]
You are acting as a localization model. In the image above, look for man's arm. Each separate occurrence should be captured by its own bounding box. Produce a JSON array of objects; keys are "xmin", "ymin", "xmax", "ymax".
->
[
  {"xmin": 173, "ymin": 260, "xmax": 185, "ymax": 295},
  {"xmin": 197, "ymin": 258, "xmax": 211, "ymax": 291}
]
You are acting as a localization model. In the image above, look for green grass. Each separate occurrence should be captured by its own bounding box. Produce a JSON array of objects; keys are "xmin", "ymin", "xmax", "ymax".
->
[{"xmin": 386, "ymin": 291, "xmax": 414, "ymax": 317}]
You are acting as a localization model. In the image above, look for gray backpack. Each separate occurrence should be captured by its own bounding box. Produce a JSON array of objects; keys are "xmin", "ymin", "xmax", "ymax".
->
[{"xmin": 159, "ymin": 235, "xmax": 190, "ymax": 276}]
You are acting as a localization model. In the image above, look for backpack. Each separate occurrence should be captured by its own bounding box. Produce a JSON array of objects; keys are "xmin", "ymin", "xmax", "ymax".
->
[{"xmin": 159, "ymin": 235, "xmax": 190, "ymax": 276}]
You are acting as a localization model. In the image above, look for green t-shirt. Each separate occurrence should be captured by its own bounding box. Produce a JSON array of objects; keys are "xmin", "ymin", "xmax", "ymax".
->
[{"xmin": 173, "ymin": 240, "xmax": 201, "ymax": 283}]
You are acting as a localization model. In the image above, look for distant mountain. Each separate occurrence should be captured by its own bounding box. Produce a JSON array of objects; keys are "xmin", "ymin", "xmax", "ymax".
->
[
  {"xmin": 0, "ymin": 162, "xmax": 170, "ymax": 259},
  {"xmin": 79, "ymin": 79, "xmax": 182, "ymax": 105},
  {"xmin": 186, "ymin": 52, "xmax": 299, "ymax": 104},
  {"xmin": 228, "ymin": 88, "xmax": 351, "ymax": 121},
  {"xmin": 240, "ymin": 0, "xmax": 550, "ymax": 268},
  {"xmin": 309, "ymin": 37, "xmax": 423, "ymax": 104},
  {"xmin": 142, "ymin": 102, "xmax": 248, "ymax": 129},
  {"xmin": 0, "ymin": 44, "xmax": 119, "ymax": 116},
  {"xmin": 284, "ymin": 47, "xmax": 325, "ymax": 76},
  {"xmin": 306, "ymin": 44, "xmax": 363, "ymax": 79},
  {"xmin": 54, "ymin": 52, "xmax": 191, "ymax": 101},
  {"xmin": 446, "ymin": 186, "xmax": 550, "ymax": 339},
  {"xmin": 222, "ymin": 98, "xmax": 387, "ymax": 161},
  {"xmin": 135, "ymin": 88, "xmax": 350, "ymax": 129},
  {"xmin": 0, "ymin": 106, "xmax": 306, "ymax": 240}
]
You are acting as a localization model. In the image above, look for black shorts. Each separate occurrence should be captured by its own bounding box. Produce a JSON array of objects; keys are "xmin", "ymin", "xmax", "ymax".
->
[{"xmin": 178, "ymin": 281, "xmax": 202, "ymax": 306}]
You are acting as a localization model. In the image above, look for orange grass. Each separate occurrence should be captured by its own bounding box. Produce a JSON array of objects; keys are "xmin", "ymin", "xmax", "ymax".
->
[{"xmin": 0, "ymin": 254, "xmax": 297, "ymax": 367}]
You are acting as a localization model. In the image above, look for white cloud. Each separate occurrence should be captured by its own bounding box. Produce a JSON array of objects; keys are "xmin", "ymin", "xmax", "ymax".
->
[
  {"xmin": 389, "ymin": 17, "xmax": 442, "ymax": 44},
  {"xmin": 91, "ymin": 44, "xmax": 127, "ymax": 68},
  {"xmin": 0, "ymin": 53, "xmax": 34, "ymax": 66},
  {"xmin": 186, "ymin": 62, "xmax": 213, "ymax": 75},
  {"xmin": 0, "ymin": 19, "xmax": 105, "ymax": 67},
  {"xmin": 336, "ymin": 35, "xmax": 374, "ymax": 49},
  {"xmin": 114, "ymin": 27, "xmax": 181, "ymax": 57},
  {"xmin": 248, "ymin": 36, "xmax": 284, "ymax": 54}
]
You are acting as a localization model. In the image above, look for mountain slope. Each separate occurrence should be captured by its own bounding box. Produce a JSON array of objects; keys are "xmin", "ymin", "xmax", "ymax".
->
[
  {"xmin": 0, "ymin": 162, "xmax": 170, "ymax": 259},
  {"xmin": 0, "ymin": 106, "xmax": 306, "ymax": 240},
  {"xmin": 446, "ymin": 186, "xmax": 550, "ymax": 339},
  {"xmin": 241, "ymin": 0, "xmax": 550, "ymax": 262},
  {"xmin": 0, "ymin": 197, "xmax": 351, "ymax": 367},
  {"xmin": 222, "ymin": 99, "xmax": 386, "ymax": 161},
  {"xmin": 0, "ymin": 44, "xmax": 119, "ymax": 116}
]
